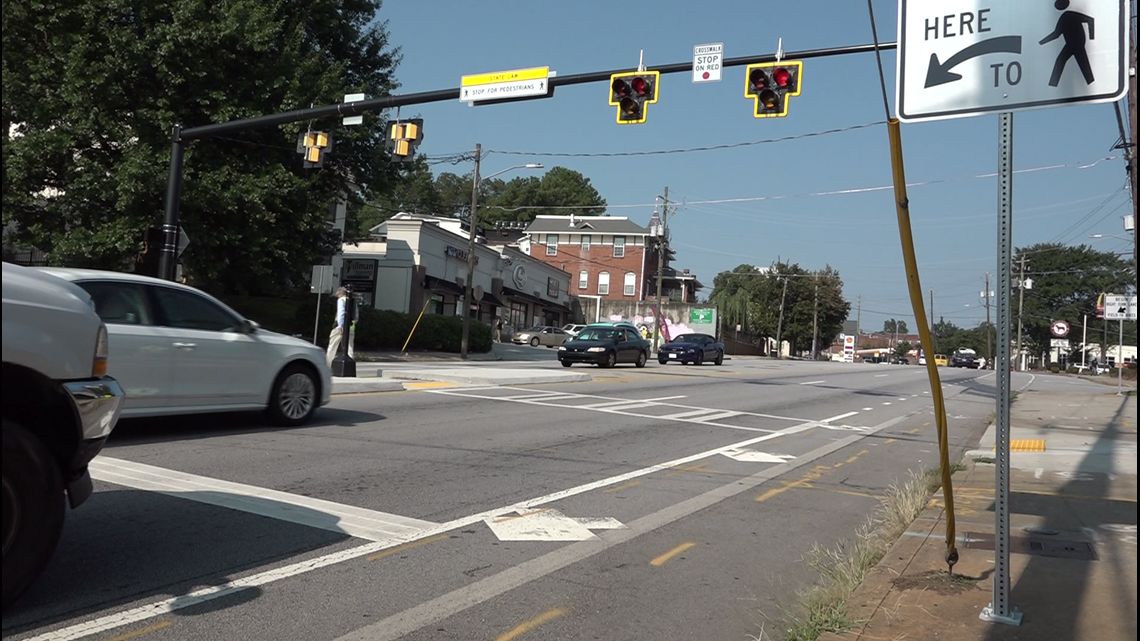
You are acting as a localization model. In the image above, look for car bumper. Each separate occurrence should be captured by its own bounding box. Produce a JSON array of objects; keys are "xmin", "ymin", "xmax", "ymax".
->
[
  {"xmin": 658, "ymin": 351, "xmax": 697, "ymax": 361},
  {"xmin": 559, "ymin": 352, "xmax": 607, "ymax": 365},
  {"xmin": 63, "ymin": 376, "xmax": 125, "ymax": 442}
]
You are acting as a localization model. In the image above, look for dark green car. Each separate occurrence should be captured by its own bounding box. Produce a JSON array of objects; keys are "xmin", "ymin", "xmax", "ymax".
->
[{"xmin": 557, "ymin": 325, "xmax": 651, "ymax": 368}]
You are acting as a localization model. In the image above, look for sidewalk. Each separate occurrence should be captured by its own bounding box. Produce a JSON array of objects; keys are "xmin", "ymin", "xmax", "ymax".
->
[{"xmin": 821, "ymin": 390, "xmax": 1137, "ymax": 641}]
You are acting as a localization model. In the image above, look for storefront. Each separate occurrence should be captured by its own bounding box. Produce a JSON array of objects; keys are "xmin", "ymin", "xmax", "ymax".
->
[{"xmin": 338, "ymin": 214, "xmax": 571, "ymax": 330}]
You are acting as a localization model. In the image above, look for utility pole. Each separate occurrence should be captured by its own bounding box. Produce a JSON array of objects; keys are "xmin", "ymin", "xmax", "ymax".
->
[
  {"xmin": 983, "ymin": 272, "xmax": 993, "ymax": 369},
  {"xmin": 1130, "ymin": 19, "xmax": 1137, "ymax": 272},
  {"xmin": 1015, "ymin": 255, "xmax": 1027, "ymax": 371},
  {"xmin": 775, "ymin": 275, "xmax": 789, "ymax": 359},
  {"xmin": 810, "ymin": 274, "xmax": 820, "ymax": 360},
  {"xmin": 652, "ymin": 187, "xmax": 669, "ymax": 354},
  {"xmin": 856, "ymin": 294, "xmax": 862, "ymax": 335},
  {"xmin": 459, "ymin": 143, "xmax": 482, "ymax": 360}
]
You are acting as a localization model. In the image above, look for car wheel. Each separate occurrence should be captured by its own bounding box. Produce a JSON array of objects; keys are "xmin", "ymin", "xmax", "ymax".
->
[
  {"xmin": 714, "ymin": 350, "xmax": 724, "ymax": 366},
  {"xmin": 2, "ymin": 418, "xmax": 66, "ymax": 608},
  {"xmin": 601, "ymin": 352, "xmax": 617, "ymax": 368},
  {"xmin": 267, "ymin": 363, "xmax": 319, "ymax": 427},
  {"xmin": 635, "ymin": 351, "xmax": 648, "ymax": 368},
  {"xmin": 561, "ymin": 361, "xmax": 572, "ymax": 368},
  {"xmin": 529, "ymin": 337, "xmax": 540, "ymax": 347},
  {"xmin": 695, "ymin": 352, "xmax": 704, "ymax": 366}
]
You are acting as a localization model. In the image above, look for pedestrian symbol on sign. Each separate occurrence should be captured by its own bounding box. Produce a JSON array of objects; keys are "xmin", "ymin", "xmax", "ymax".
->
[{"xmin": 1039, "ymin": 0, "xmax": 1096, "ymax": 87}]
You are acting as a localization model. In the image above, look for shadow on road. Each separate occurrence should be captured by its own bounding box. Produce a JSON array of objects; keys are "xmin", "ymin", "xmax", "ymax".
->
[{"xmin": 108, "ymin": 407, "xmax": 385, "ymax": 444}]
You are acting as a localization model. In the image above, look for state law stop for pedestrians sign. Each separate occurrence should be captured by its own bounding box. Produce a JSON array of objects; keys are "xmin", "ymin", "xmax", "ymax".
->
[{"xmin": 896, "ymin": 0, "xmax": 1128, "ymax": 122}]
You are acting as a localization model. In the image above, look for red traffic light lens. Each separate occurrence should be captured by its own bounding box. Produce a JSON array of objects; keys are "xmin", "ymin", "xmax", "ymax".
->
[
  {"xmin": 631, "ymin": 76, "xmax": 650, "ymax": 96},
  {"xmin": 612, "ymin": 78, "xmax": 631, "ymax": 96},
  {"xmin": 749, "ymin": 69, "xmax": 769, "ymax": 89},
  {"xmin": 774, "ymin": 67, "xmax": 792, "ymax": 87}
]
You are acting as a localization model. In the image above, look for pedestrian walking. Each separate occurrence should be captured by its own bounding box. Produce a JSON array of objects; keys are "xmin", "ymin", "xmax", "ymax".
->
[
  {"xmin": 494, "ymin": 316, "xmax": 504, "ymax": 343},
  {"xmin": 326, "ymin": 287, "xmax": 349, "ymax": 366}
]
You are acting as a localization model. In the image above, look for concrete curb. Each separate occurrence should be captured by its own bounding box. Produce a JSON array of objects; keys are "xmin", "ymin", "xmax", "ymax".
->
[
  {"xmin": 382, "ymin": 368, "xmax": 592, "ymax": 386},
  {"xmin": 331, "ymin": 377, "xmax": 407, "ymax": 394}
]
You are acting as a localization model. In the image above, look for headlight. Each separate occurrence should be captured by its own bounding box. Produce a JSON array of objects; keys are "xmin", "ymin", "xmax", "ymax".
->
[
  {"xmin": 587, "ymin": 347, "xmax": 606, "ymax": 353},
  {"xmin": 92, "ymin": 323, "xmax": 109, "ymax": 377},
  {"xmin": 558, "ymin": 346, "xmax": 567, "ymax": 351}
]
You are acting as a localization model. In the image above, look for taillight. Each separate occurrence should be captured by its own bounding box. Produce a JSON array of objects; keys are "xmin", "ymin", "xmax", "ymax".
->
[{"xmin": 93, "ymin": 323, "xmax": 109, "ymax": 377}]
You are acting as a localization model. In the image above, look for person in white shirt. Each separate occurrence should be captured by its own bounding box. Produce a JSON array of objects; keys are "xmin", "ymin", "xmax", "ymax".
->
[{"xmin": 326, "ymin": 287, "xmax": 348, "ymax": 366}]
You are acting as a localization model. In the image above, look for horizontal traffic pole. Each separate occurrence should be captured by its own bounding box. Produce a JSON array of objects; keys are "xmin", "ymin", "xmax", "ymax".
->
[{"xmin": 180, "ymin": 41, "xmax": 897, "ymax": 141}]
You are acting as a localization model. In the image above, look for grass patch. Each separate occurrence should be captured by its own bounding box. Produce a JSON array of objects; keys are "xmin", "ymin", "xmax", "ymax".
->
[
  {"xmin": 777, "ymin": 468, "xmax": 936, "ymax": 641},
  {"xmin": 973, "ymin": 456, "xmax": 996, "ymax": 464}
]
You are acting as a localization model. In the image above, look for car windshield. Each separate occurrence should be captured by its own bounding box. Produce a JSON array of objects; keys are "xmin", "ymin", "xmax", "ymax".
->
[
  {"xmin": 575, "ymin": 328, "xmax": 620, "ymax": 341},
  {"xmin": 526, "ymin": 327, "xmax": 544, "ymax": 332},
  {"xmin": 668, "ymin": 336, "xmax": 696, "ymax": 344}
]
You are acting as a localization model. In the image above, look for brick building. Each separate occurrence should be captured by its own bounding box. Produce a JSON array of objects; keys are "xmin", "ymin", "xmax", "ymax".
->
[{"xmin": 519, "ymin": 215, "xmax": 701, "ymax": 304}]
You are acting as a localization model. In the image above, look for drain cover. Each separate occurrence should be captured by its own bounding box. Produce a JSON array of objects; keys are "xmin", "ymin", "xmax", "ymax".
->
[{"xmin": 964, "ymin": 532, "xmax": 1098, "ymax": 560}]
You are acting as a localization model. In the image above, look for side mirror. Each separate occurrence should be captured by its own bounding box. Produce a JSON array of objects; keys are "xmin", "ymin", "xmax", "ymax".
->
[{"xmin": 240, "ymin": 319, "xmax": 260, "ymax": 334}]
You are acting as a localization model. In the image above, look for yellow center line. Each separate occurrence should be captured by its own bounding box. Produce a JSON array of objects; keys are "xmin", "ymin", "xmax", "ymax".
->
[
  {"xmin": 366, "ymin": 533, "xmax": 450, "ymax": 561},
  {"xmin": 495, "ymin": 608, "xmax": 567, "ymax": 641},
  {"xmin": 650, "ymin": 541, "xmax": 697, "ymax": 566},
  {"xmin": 604, "ymin": 479, "xmax": 643, "ymax": 493},
  {"xmin": 908, "ymin": 427, "xmax": 922, "ymax": 434},
  {"xmin": 492, "ymin": 508, "xmax": 551, "ymax": 523},
  {"xmin": 846, "ymin": 449, "xmax": 870, "ymax": 464},
  {"xmin": 403, "ymin": 381, "xmax": 457, "ymax": 389},
  {"xmin": 667, "ymin": 462, "xmax": 710, "ymax": 476},
  {"xmin": 103, "ymin": 621, "xmax": 173, "ymax": 641},
  {"xmin": 884, "ymin": 438, "xmax": 897, "ymax": 444},
  {"xmin": 756, "ymin": 465, "xmax": 829, "ymax": 501}
]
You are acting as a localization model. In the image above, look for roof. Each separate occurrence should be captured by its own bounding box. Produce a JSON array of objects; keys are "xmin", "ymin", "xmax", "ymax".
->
[{"xmin": 526, "ymin": 215, "xmax": 650, "ymax": 235}]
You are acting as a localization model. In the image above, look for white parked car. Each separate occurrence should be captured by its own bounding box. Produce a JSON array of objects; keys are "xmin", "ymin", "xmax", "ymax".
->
[{"xmin": 37, "ymin": 268, "xmax": 332, "ymax": 426}]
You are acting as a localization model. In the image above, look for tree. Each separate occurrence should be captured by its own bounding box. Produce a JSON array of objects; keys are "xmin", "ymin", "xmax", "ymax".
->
[
  {"xmin": 3, "ymin": 0, "xmax": 403, "ymax": 295},
  {"xmin": 480, "ymin": 167, "xmax": 606, "ymax": 225},
  {"xmin": 1015, "ymin": 243, "xmax": 1134, "ymax": 355},
  {"xmin": 895, "ymin": 340, "xmax": 913, "ymax": 358},
  {"xmin": 883, "ymin": 319, "xmax": 908, "ymax": 335}
]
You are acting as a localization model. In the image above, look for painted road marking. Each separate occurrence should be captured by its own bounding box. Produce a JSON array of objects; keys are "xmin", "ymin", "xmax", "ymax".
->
[
  {"xmin": 89, "ymin": 457, "xmax": 437, "ymax": 542},
  {"xmin": 694, "ymin": 410, "xmax": 743, "ymax": 423},
  {"xmin": 800, "ymin": 380, "xmax": 826, "ymax": 385},
  {"xmin": 495, "ymin": 608, "xmax": 566, "ymax": 641},
  {"xmin": 104, "ymin": 622, "xmax": 173, "ymax": 641},
  {"xmin": 720, "ymin": 449, "xmax": 796, "ymax": 463},
  {"xmin": 657, "ymin": 408, "xmax": 724, "ymax": 421},
  {"xmin": 639, "ymin": 395, "xmax": 688, "ymax": 402},
  {"xmin": 822, "ymin": 411, "xmax": 859, "ymax": 423},
  {"xmin": 367, "ymin": 534, "xmax": 450, "ymax": 561},
  {"xmin": 604, "ymin": 480, "xmax": 642, "ymax": 493},
  {"xmin": 402, "ymin": 381, "xmax": 457, "ymax": 389},
  {"xmin": 37, "ymin": 415, "xmax": 905, "ymax": 641},
  {"xmin": 485, "ymin": 508, "xmax": 626, "ymax": 541},
  {"xmin": 650, "ymin": 542, "xmax": 697, "ymax": 566},
  {"xmin": 862, "ymin": 407, "xmax": 874, "ymax": 411},
  {"xmin": 875, "ymin": 374, "xmax": 889, "ymax": 377}
]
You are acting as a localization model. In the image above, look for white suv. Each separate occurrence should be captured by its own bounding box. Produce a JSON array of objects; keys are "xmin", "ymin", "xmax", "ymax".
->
[{"xmin": 38, "ymin": 268, "xmax": 332, "ymax": 426}]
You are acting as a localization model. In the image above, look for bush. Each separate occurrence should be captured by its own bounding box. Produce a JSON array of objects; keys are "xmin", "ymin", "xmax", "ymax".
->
[
  {"xmin": 293, "ymin": 299, "xmax": 492, "ymax": 354},
  {"xmin": 1049, "ymin": 364, "xmax": 1061, "ymax": 373},
  {"xmin": 1066, "ymin": 366, "xmax": 1081, "ymax": 374}
]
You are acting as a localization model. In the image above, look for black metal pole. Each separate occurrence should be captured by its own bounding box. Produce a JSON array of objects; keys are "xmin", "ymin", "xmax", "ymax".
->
[{"xmin": 158, "ymin": 124, "xmax": 185, "ymax": 281}]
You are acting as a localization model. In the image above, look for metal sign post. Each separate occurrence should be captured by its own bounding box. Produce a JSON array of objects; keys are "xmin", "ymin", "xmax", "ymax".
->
[{"xmin": 981, "ymin": 112, "xmax": 1022, "ymax": 626}]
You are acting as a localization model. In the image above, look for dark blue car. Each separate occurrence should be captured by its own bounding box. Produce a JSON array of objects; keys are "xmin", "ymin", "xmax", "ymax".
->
[{"xmin": 657, "ymin": 333, "xmax": 725, "ymax": 366}]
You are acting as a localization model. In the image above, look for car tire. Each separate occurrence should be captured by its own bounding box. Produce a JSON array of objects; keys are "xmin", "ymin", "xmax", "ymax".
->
[
  {"xmin": 714, "ymin": 350, "xmax": 724, "ymax": 366},
  {"xmin": 635, "ymin": 351, "xmax": 648, "ymax": 368},
  {"xmin": 561, "ymin": 361, "xmax": 572, "ymax": 368},
  {"xmin": 267, "ymin": 363, "xmax": 319, "ymax": 427},
  {"xmin": 529, "ymin": 337, "xmax": 540, "ymax": 347},
  {"xmin": 2, "ymin": 418, "xmax": 66, "ymax": 608},
  {"xmin": 600, "ymin": 352, "xmax": 617, "ymax": 368},
  {"xmin": 695, "ymin": 352, "xmax": 704, "ymax": 366}
]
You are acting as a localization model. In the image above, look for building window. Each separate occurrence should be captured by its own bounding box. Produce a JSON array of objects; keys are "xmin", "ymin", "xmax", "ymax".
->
[
  {"xmin": 578, "ymin": 270, "xmax": 588, "ymax": 290},
  {"xmin": 546, "ymin": 234, "xmax": 558, "ymax": 256},
  {"xmin": 581, "ymin": 234, "xmax": 591, "ymax": 251},
  {"xmin": 624, "ymin": 272, "xmax": 636, "ymax": 296},
  {"xmin": 613, "ymin": 236, "xmax": 625, "ymax": 257},
  {"xmin": 598, "ymin": 271, "xmax": 610, "ymax": 295},
  {"xmin": 509, "ymin": 301, "xmax": 527, "ymax": 329}
]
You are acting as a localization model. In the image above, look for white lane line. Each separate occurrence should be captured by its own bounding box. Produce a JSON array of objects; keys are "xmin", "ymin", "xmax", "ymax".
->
[
  {"xmin": 862, "ymin": 407, "xmax": 874, "ymax": 411},
  {"xmin": 883, "ymin": 402, "xmax": 893, "ymax": 406},
  {"xmin": 657, "ymin": 408, "xmax": 723, "ymax": 421},
  {"xmin": 31, "ymin": 421, "xmax": 827, "ymax": 641},
  {"xmin": 579, "ymin": 399, "xmax": 654, "ymax": 409},
  {"xmin": 693, "ymin": 410, "xmax": 742, "ymax": 423},
  {"xmin": 822, "ymin": 411, "xmax": 859, "ymax": 423},
  {"xmin": 638, "ymin": 395, "xmax": 688, "ymax": 402},
  {"xmin": 331, "ymin": 412, "xmax": 918, "ymax": 641},
  {"xmin": 589, "ymin": 402, "xmax": 658, "ymax": 412},
  {"xmin": 874, "ymin": 374, "xmax": 889, "ymax": 378},
  {"xmin": 89, "ymin": 458, "xmax": 436, "ymax": 541},
  {"xmin": 800, "ymin": 380, "xmax": 826, "ymax": 385}
]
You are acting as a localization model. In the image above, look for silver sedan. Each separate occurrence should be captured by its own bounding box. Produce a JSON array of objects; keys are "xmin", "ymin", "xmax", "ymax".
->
[{"xmin": 512, "ymin": 326, "xmax": 569, "ymax": 348}]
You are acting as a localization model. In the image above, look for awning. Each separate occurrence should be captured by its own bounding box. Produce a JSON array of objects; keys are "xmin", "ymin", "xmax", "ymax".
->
[
  {"xmin": 425, "ymin": 276, "xmax": 464, "ymax": 296},
  {"xmin": 479, "ymin": 292, "xmax": 507, "ymax": 308}
]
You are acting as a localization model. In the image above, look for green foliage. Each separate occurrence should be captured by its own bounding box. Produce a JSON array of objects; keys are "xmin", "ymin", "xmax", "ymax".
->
[
  {"xmin": 883, "ymin": 318, "xmax": 908, "ymax": 335},
  {"xmin": 294, "ymin": 299, "xmax": 492, "ymax": 353},
  {"xmin": 709, "ymin": 262, "xmax": 851, "ymax": 356},
  {"xmin": 894, "ymin": 340, "xmax": 913, "ymax": 358},
  {"xmin": 1050, "ymin": 363, "xmax": 1061, "ymax": 373},
  {"xmin": 3, "ymin": 0, "xmax": 404, "ymax": 296},
  {"xmin": 359, "ymin": 165, "xmax": 607, "ymax": 232}
]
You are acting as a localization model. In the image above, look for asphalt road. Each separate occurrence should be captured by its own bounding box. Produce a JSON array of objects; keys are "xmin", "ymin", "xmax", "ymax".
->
[{"xmin": 5, "ymin": 359, "xmax": 1056, "ymax": 641}]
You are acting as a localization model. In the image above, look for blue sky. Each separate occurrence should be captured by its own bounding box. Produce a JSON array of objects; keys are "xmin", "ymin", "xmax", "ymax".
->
[{"xmin": 374, "ymin": 0, "xmax": 1134, "ymax": 333}]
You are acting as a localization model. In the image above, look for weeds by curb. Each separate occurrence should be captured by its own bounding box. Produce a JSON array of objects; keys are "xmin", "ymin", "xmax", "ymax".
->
[{"xmin": 774, "ymin": 462, "xmax": 964, "ymax": 641}]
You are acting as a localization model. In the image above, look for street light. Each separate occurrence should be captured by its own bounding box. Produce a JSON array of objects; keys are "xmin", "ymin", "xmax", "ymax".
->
[
  {"xmin": 460, "ymin": 151, "xmax": 543, "ymax": 359},
  {"xmin": 1089, "ymin": 233, "xmax": 1133, "ymax": 242}
]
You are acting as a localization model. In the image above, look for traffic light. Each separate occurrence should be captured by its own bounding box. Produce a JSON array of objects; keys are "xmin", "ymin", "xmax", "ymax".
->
[
  {"xmin": 387, "ymin": 118, "xmax": 424, "ymax": 162},
  {"xmin": 297, "ymin": 130, "xmax": 332, "ymax": 168},
  {"xmin": 609, "ymin": 71, "xmax": 660, "ymax": 124},
  {"xmin": 744, "ymin": 61, "xmax": 802, "ymax": 118}
]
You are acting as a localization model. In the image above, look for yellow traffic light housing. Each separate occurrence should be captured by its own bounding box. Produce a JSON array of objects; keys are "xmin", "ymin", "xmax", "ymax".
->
[
  {"xmin": 296, "ymin": 129, "xmax": 333, "ymax": 168},
  {"xmin": 744, "ymin": 61, "xmax": 802, "ymax": 118},
  {"xmin": 388, "ymin": 118, "xmax": 424, "ymax": 162},
  {"xmin": 609, "ymin": 71, "xmax": 659, "ymax": 125}
]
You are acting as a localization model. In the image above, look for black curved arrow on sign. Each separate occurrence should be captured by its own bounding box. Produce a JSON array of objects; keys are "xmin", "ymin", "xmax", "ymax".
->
[{"xmin": 925, "ymin": 36, "xmax": 1023, "ymax": 88}]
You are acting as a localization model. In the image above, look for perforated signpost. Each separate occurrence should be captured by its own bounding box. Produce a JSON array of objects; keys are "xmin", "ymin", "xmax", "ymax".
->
[{"xmin": 897, "ymin": 0, "xmax": 1129, "ymax": 627}]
